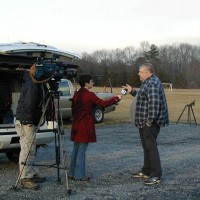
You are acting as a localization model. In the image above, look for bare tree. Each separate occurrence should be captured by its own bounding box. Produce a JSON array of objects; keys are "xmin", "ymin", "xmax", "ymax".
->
[{"xmin": 78, "ymin": 42, "xmax": 200, "ymax": 88}]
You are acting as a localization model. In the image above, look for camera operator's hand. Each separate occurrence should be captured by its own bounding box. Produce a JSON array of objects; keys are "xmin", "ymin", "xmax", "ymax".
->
[
  {"xmin": 122, "ymin": 84, "xmax": 133, "ymax": 93},
  {"xmin": 27, "ymin": 124, "xmax": 33, "ymax": 127}
]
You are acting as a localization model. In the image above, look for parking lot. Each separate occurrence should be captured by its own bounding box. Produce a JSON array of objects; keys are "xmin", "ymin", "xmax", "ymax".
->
[{"xmin": 0, "ymin": 122, "xmax": 200, "ymax": 200}]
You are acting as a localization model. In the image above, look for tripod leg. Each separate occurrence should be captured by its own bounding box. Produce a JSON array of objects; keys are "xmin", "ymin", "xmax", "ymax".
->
[
  {"xmin": 176, "ymin": 106, "xmax": 187, "ymax": 124},
  {"xmin": 57, "ymin": 103, "xmax": 71, "ymax": 194},
  {"xmin": 187, "ymin": 107, "xmax": 191, "ymax": 126},
  {"xmin": 49, "ymin": 93, "xmax": 62, "ymax": 183},
  {"xmin": 12, "ymin": 162, "xmax": 26, "ymax": 190},
  {"xmin": 62, "ymin": 149, "xmax": 72, "ymax": 195},
  {"xmin": 191, "ymin": 106, "xmax": 197, "ymax": 125},
  {"xmin": 56, "ymin": 134, "xmax": 61, "ymax": 183},
  {"xmin": 53, "ymin": 118, "xmax": 61, "ymax": 183},
  {"xmin": 54, "ymin": 93, "xmax": 68, "ymax": 184}
]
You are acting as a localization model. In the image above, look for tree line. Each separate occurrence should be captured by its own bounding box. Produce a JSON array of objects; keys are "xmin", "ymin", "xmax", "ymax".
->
[{"xmin": 74, "ymin": 41, "xmax": 200, "ymax": 88}]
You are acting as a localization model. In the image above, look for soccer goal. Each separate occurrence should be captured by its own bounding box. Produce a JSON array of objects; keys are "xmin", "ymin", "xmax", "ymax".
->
[{"xmin": 162, "ymin": 83, "xmax": 173, "ymax": 92}]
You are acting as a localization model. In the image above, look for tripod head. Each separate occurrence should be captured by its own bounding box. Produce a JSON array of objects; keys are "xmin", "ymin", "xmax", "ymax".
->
[
  {"xmin": 187, "ymin": 100, "xmax": 195, "ymax": 107},
  {"xmin": 43, "ymin": 78, "xmax": 63, "ymax": 99}
]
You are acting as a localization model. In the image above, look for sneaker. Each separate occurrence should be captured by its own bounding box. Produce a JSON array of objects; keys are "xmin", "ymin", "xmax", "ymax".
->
[
  {"xmin": 75, "ymin": 176, "xmax": 90, "ymax": 182},
  {"xmin": 68, "ymin": 176, "xmax": 74, "ymax": 180},
  {"xmin": 131, "ymin": 171, "xmax": 150, "ymax": 179},
  {"xmin": 144, "ymin": 177, "xmax": 161, "ymax": 185},
  {"xmin": 21, "ymin": 178, "xmax": 39, "ymax": 190},
  {"xmin": 33, "ymin": 174, "xmax": 46, "ymax": 183}
]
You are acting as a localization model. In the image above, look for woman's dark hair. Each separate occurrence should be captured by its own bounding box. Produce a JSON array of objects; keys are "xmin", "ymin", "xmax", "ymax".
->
[{"xmin": 79, "ymin": 74, "xmax": 93, "ymax": 87}]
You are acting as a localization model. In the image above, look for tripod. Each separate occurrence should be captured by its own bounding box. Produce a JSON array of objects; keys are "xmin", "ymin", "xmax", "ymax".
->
[
  {"xmin": 49, "ymin": 89, "xmax": 71, "ymax": 193},
  {"xmin": 11, "ymin": 83, "xmax": 71, "ymax": 194},
  {"xmin": 176, "ymin": 100, "xmax": 197, "ymax": 126}
]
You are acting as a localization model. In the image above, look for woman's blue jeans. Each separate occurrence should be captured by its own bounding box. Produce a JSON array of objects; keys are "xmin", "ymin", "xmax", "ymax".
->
[{"xmin": 69, "ymin": 142, "xmax": 88, "ymax": 180}]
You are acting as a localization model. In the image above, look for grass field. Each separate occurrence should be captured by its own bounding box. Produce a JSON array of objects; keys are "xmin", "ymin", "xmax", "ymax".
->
[{"xmin": 91, "ymin": 87, "xmax": 200, "ymax": 126}]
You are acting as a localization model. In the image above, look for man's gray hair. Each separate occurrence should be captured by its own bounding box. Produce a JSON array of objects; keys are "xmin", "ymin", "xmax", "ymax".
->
[{"xmin": 139, "ymin": 63, "xmax": 155, "ymax": 74}]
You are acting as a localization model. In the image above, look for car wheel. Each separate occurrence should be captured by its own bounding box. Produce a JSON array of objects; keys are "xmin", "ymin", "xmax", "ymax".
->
[
  {"xmin": 94, "ymin": 106, "xmax": 104, "ymax": 123},
  {"xmin": 6, "ymin": 151, "xmax": 20, "ymax": 163}
]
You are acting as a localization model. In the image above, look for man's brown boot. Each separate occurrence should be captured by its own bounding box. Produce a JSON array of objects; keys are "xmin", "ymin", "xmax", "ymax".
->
[{"xmin": 21, "ymin": 178, "xmax": 39, "ymax": 190}]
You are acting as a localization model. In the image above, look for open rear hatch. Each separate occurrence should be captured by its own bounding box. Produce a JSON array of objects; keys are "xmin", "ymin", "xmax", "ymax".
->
[
  {"xmin": 0, "ymin": 42, "xmax": 79, "ymax": 126},
  {"xmin": 0, "ymin": 42, "xmax": 79, "ymax": 70}
]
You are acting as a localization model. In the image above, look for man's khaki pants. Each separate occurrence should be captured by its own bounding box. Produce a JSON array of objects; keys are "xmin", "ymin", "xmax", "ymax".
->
[{"xmin": 15, "ymin": 120, "xmax": 38, "ymax": 179}]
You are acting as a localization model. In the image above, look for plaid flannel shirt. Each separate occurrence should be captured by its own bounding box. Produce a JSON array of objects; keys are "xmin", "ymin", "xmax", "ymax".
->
[{"xmin": 131, "ymin": 74, "xmax": 169, "ymax": 128}]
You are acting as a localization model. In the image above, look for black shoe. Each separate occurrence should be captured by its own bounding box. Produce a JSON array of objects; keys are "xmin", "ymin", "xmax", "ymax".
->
[
  {"xmin": 33, "ymin": 174, "xmax": 46, "ymax": 183},
  {"xmin": 144, "ymin": 177, "xmax": 161, "ymax": 185},
  {"xmin": 131, "ymin": 171, "xmax": 150, "ymax": 179},
  {"xmin": 68, "ymin": 176, "xmax": 74, "ymax": 180},
  {"xmin": 75, "ymin": 176, "xmax": 90, "ymax": 182}
]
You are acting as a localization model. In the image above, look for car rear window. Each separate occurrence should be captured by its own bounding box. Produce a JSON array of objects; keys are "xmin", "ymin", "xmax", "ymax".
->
[{"xmin": 58, "ymin": 81, "xmax": 71, "ymax": 96}]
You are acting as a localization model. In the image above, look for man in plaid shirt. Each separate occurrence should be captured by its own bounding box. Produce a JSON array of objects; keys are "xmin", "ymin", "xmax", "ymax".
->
[{"xmin": 122, "ymin": 63, "xmax": 169, "ymax": 185}]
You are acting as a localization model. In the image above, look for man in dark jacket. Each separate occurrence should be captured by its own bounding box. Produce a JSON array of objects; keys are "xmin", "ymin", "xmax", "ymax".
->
[{"xmin": 15, "ymin": 70, "xmax": 45, "ymax": 190}]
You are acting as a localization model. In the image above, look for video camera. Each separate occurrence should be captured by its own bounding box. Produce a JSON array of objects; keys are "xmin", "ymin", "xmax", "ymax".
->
[{"xmin": 35, "ymin": 58, "xmax": 78, "ymax": 81}]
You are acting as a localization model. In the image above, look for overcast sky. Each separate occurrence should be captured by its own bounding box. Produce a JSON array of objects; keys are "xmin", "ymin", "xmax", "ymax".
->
[{"xmin": 0, "ymin": 0, "xmax": 200, "ymax": 54}]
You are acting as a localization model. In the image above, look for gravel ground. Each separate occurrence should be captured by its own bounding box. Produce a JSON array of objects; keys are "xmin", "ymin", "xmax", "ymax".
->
[{"xmin": 0, "ymin": 122, "xmax": 200, "ymax": 200}]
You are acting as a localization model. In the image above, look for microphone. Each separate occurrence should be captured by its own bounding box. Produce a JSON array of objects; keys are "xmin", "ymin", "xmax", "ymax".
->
[{"xmin": 121, "ymin": 89, "xmax": 128, "ymax": 95}]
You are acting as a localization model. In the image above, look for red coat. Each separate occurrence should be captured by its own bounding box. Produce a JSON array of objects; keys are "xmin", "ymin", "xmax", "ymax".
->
[{"xmin": 71, "ymin": 88, "xmax": 120, "ymax": 143}]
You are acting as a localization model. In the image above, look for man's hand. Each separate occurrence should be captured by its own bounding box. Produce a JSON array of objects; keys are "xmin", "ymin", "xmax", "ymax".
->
[
  {"xmin": 122, "ymin": 84, "xmax": 133, "ymax": 93},
  {"xmin": 146, "ymin": 122, "xmax": 152, "ymax": 127}
]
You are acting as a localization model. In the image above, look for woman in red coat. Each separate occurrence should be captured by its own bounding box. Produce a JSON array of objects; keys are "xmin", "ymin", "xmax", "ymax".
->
[{"xmin": 68, "ymin": 74, "xmax": 121, "ymax": 181}]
